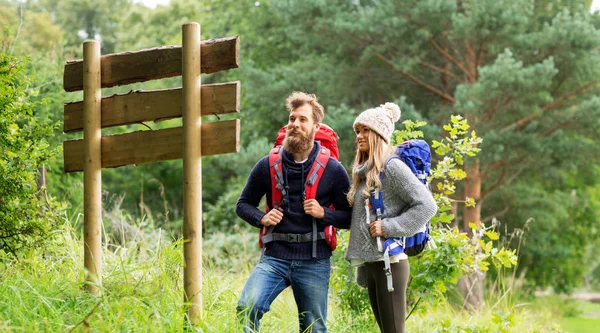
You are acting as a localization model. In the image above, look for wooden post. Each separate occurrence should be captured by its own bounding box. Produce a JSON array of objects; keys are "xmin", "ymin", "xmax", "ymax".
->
[
  {"xmin": 83, "ymin": 40, "xmax": 102, "ymax": 296},
  {"xmin": 182, "ymin": 22, "xmax": 202, "ymax": 324}
]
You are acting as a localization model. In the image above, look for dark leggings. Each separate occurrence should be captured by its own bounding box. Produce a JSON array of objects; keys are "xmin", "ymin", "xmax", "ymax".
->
[{"xmin": 365, "ymin": 260, "xmax": 410, "ymax": 333}]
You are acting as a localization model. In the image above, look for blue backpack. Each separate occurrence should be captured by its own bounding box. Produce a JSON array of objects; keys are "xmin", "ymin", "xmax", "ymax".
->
[{"xmin": 369, "ymin": 139, "xmax": 432, "ymax": 291}]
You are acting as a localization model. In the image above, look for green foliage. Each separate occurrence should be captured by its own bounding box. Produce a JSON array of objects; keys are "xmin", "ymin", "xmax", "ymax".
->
[
  {"xmin": 1, "ymin": 0, "xmax": 598, "ymax": 301},
  {"xmin": 0, "ymin": 53, "xmax": 63, "ymax": 256},
  {"xmin": 495, "ymin": 182, "xmax": 599, "ymax": 293},
  {"xmin": 0, "ymin": 225, "xmax": 570, "ymax": 332},
  {"xmin": 203, "ymin": 177, "xmax": 253, "ymax": 234},
  {"xmin": 330, "ymin": 230, "xmax": 373, "ymax": 320},
  {"xmin": 405, "ymin": 116, "xmax": 516, "ymax": 308}
]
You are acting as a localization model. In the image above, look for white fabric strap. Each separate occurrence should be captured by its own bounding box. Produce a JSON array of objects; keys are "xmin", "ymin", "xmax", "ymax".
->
[
  {"xmin": 383, "ymin": 249, "xmax": 394, "ymax": 292},
  {"xmin": 364, "ymin": 198, "xmax": 370, "ymax": 225}
]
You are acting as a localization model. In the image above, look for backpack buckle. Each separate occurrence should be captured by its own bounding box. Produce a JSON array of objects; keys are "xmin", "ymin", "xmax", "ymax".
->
[
  {"xmin": 287, "ymin": 234, "xmax": 299, "ymax": 242},
  {"xmin": 383, "ymin": 267, "xmax": 392, "ymax": 277}
]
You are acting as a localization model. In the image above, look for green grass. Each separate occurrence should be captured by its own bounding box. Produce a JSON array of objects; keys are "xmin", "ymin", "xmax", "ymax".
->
[
  {"xmin": 560, "ymin": 317, "xmax": 600, "ymax": 333},
  {"xmin": 0, "ymin": 226, "xmax": 587, "ymax": 332},
  {"xmin": 557, "ymin": 299, "xmax": 600, "ymax": 333}
]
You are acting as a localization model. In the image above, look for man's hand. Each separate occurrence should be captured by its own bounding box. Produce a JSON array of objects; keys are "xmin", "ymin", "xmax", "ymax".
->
[
  {"xmin": 369, "ymin": 220, "xmax": 384, "ymax": 237},
  {"xmin": 260, "ymin": 208, "xmax": 283, "ymax": 226},
  {"xmin": 303, "ymin": 199, "xmax": 325, "ymax": 219}
]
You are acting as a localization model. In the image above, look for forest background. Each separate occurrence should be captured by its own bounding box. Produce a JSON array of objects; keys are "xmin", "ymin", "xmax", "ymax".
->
[{"xmin": 1, "ymin": 0, "xmax": 600, "ymax": 332}]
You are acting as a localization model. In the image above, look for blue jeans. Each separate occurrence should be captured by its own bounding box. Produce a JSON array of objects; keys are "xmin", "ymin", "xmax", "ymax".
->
[{"xmin": 236, "ymin": 255, "xmax": 331, "ymax": 333}]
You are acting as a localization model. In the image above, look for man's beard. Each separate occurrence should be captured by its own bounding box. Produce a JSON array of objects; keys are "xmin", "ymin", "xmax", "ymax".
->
[{"xmin": 283, "ymin": 127, "xmax": 315, "ymax": 156}]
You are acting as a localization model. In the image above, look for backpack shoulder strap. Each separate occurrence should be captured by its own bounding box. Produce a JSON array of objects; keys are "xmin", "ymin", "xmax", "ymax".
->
[
  {"xmin": 370, "ymin": 153, "xmax": 401, "ymax": 217},
  {"xmin": 304, "ymin": 147, "xmax": 331, "ymax": 200},
  {"xmin": 304, "ymin": 146, "xmax": 331, "ymax": 258},
  {"xmin": 268, "ymin": 146, "xmax": 285, "ymax": 211},
  {"xmin": 383, "ymin": 154, "xmax": 402, "ymax": 173}
]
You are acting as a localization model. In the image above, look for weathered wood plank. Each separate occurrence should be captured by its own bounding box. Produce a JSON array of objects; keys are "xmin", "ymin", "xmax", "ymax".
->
[
  {"xmin": 63, "ymin": 119, "xmax": 240, "ymax": 172},
  {"xmin": 63, "ymin": 36, "xmax": 239, "ymax": 92},
  {"xmin": 63, "ymin": 81, "xmax": 240, "ymax": 133}
]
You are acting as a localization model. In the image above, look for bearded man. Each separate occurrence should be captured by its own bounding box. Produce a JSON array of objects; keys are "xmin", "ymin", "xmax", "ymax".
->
[{"xmin": 235, "ymin": 92, "xmax": 351, "ymax": 333}]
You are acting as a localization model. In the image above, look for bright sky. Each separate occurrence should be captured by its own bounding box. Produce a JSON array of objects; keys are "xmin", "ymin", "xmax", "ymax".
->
[
  {"xmin": 132, "ymin": 0, "xmax": 170, "ymax": 9},
  {"xmin": 592, "ymin": 0, "xmax": 600, "ymax": 13}
]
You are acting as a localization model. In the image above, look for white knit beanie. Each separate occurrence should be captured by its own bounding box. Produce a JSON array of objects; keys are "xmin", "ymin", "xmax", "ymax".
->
[{"xmin": 353, "ymin": 102, "xmax": 401, "ymax": 143}]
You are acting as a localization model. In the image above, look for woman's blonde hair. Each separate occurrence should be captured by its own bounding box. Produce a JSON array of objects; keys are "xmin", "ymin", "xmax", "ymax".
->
[{"xmin": 347, "ymin": 129, "xmax": 394, "ymax": 206}]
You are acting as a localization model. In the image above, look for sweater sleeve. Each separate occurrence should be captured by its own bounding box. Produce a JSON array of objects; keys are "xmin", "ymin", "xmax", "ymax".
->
[
  {"xmin": 380, "ymin": 158, "xmax": 438, "ymax": 238},
  {"xmin": 235, "ymin": 156, "xmax": 269, "ymax": 228},
  {"xmin": 320, "ymin": 159, "xmax": 352, "ymax": 229}
]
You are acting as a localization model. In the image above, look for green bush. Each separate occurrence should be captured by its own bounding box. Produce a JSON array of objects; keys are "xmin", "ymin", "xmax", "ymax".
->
[{"xmin": 0, "ymin": 53, "xmax": 62, "ymax": 256}]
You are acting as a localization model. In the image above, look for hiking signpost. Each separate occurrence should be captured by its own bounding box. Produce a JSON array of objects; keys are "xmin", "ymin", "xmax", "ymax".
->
[{"xmin": 62, "ymin": 22, "xmax": 240, "ymax": 324}]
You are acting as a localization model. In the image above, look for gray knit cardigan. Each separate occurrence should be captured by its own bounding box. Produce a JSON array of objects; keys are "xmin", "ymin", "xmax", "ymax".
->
[{"xmin": 345, "ymin": 158, "xmax": 438, "ymax": 265}]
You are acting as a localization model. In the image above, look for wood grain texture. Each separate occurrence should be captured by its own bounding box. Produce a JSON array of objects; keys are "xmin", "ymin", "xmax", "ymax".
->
[
  {"xmin": 63, "ymin": 81, "xmax": 240, "ymax": 133},
  {"xmin": 63, "ymin": 119, "xmax": 240, "ymax": 172},
  {"xmin": 63, "ymin": 36, "xmax": 239, "ymax": 92}
]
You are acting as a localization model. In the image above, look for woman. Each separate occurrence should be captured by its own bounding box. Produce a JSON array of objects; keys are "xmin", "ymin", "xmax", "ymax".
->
[{"xmin": 345, "ymin": 103, "xmax": 437, "ymax": 333}]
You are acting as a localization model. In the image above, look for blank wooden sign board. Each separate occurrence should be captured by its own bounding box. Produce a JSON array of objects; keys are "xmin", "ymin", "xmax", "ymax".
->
[{"xmin": 62, "ymin": 23, "xmax": 240, "ymax": 325}]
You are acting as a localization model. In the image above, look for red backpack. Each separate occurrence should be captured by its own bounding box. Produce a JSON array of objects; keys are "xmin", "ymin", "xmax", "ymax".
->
[
  {"xmin": 272, "ymin": 124, "xmax": 340, "ymax": 160},
  {"xmin": 258, "ymin": 124, "xmax": 340, "ymax": 257}
]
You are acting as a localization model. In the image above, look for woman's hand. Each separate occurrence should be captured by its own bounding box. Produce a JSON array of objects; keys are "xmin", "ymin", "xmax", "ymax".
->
[{"xmin": 369, "ymin": 220, "xmax": 384, "ymax": 237}]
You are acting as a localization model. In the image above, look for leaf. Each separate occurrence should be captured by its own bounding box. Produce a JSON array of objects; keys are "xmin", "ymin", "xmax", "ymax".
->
[
  {"xmin": 455, "ymin": 154, "xmax": 464, "ymax": 165},
  {"xmin": 435, "ymin": 145, "xmax": 451, "ymax": 156},
  {"xmin": 448, "ymin": 169, "xmax": 467, "ymax": 180},
  {"xmin": 485, "ymin": 231, "xmax": 499, "ymax": 240},
  {"xmin": 438, "ymin": 212, "xmax": 455, "ymax": 223},
  {"xmin": 465, "ymin": 197, "xmax": 476, "ymax": 207}
]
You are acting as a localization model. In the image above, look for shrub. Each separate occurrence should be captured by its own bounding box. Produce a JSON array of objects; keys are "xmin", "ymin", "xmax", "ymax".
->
[{"xmin": 0, "ymin": 53, "xmax": 62, "ymax": 256}]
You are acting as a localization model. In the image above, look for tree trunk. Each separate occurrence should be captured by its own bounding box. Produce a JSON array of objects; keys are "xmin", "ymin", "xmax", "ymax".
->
[
  {"xmin": 36, "ymin": 166, "xmax": 47, "ymax": 206},
  {"xmin": 35, "ymin": 166, "xmax": 46, "ymax": 193},
  {"xmin": 458, "ymin": 270, "xmax": 486, "ymax": 312},
  {"xmin": 450, "ymin": 200, "xmax": 458, "ymax": 228},
  {"xmin": 460, "ymin": 157, "xmax": 484, "ymax": 311}
]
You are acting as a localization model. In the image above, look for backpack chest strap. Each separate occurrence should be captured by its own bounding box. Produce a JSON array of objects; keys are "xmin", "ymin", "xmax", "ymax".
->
[{"xmin": 261, "ymin": 231, "xmax": 327, "ymax": 244}]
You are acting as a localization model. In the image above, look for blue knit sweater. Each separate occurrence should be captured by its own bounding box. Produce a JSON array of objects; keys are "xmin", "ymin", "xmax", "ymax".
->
[{"xmin": 236, "ymin": 143, "xmax": 352, "ymax": 260}]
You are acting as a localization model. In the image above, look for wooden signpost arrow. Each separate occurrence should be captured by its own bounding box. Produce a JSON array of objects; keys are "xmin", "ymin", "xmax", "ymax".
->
[{"xmin": 62, "ymin": 22, "xmax": 240, "ymax": 325}]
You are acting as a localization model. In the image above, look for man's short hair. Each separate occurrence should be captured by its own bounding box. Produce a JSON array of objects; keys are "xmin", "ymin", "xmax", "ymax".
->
[{"xmin": 285, "ymin": 91, "xmax": 325, "ymax": 124}]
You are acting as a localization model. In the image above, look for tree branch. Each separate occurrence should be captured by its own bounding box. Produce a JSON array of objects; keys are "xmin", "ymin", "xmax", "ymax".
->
[
  {"xmin": 500, "ymin": 81, "xmax": 598, "ymax": 133},
  {"xmin": 0, "ymin": 240, "xmax": 19, "ymax": 260},
  {"xmin": 429, "ymin": 38, "xmax": 473, "ymax": 80},
  {"xmin": 545, "ymin": 119, "xmax": 572, "ymax": 137},
  {"xmin": 482, "ymin": 205, "xmax": 510, "ymax": 224},
  {"xmin": 465, "ymin": 41, "xmax": 478, "ymax": 81},
  {"xmin": 9, "ymin": 3, "xmax": 24, "ymax": 55},
  {"xmin": 476, "ymin": 41, "xmax": 487, "ymax": 68},
  {"xmin": 374, "ymin": 53, "xmax": 456, "ymax": 104},
  {"xmin": 551, "ymin": 74, "xmax": 569, "ymax": 96},
  {"xmin": 481, "ymin": 160, "xmax": 505, "ymax": 180},
  {"xmin": 418, "ymin": 60, "xmax": 463, "ymax": 82},
  {"xmin": 481, "ymin": 164, "xmax": 507, "ymax": 200},
  {"xmin": 482, "ymin": 154, "xmax": 528, "ymax": 199},
  {"xmin": 482, "ymin": 95, "xmax": 512, "ymax": 122}
]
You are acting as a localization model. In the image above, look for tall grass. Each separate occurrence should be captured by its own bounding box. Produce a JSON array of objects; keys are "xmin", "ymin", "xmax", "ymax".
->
[{"xmin": 0, "ymin": 223, "xmax": 576, "ymax": 332}]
